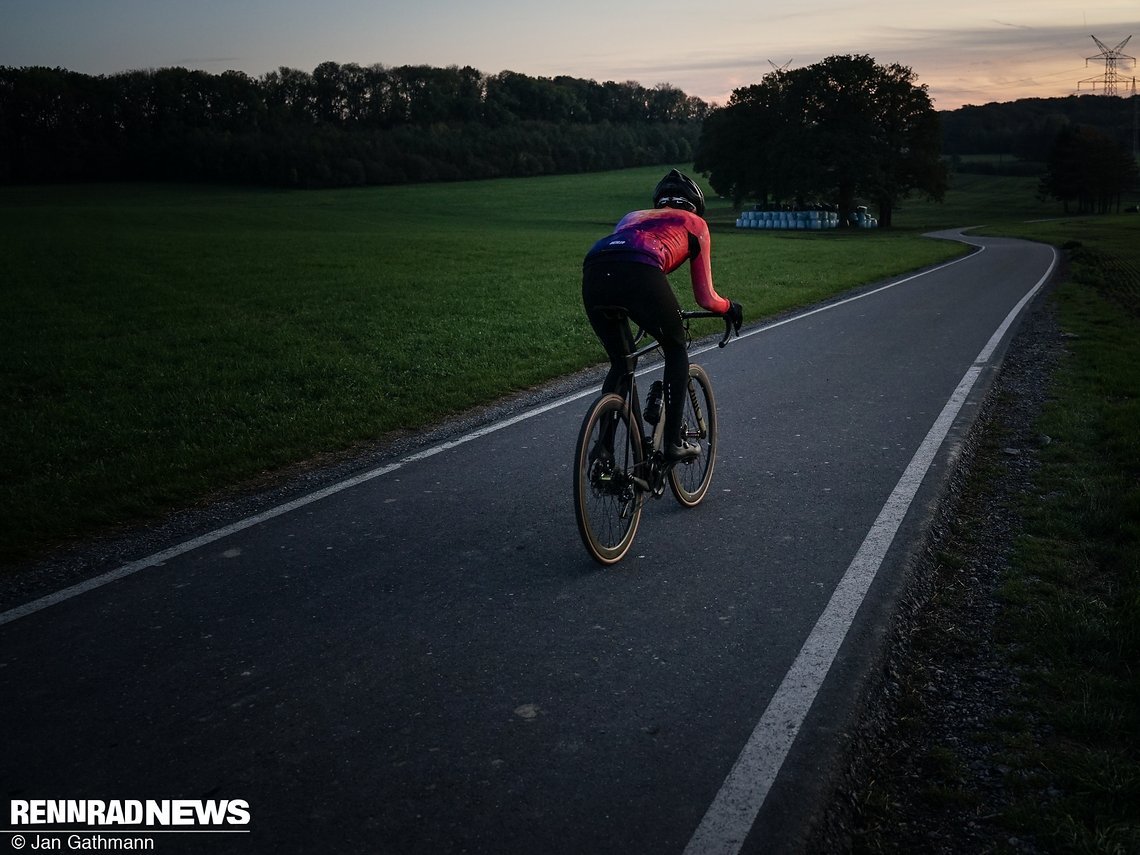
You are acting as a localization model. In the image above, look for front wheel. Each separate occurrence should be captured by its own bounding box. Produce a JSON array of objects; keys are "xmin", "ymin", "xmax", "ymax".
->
[
  {"xmin": 669, "ymin": 364, "xmax": 717, "ymax": 507},
  {"xmin": 574, "ymin": 393, "xmax": 644, "ymax": 565}
]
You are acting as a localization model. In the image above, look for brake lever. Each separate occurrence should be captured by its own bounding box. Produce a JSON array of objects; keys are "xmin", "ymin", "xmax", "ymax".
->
[{"xmin": 718, "ymin": 318, "xmax": 734, "ymax": 348}]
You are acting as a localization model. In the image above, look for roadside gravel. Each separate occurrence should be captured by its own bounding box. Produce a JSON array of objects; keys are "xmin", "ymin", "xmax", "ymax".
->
[{"xmin": 813, "ymin": 286, "xmax": 1066, "ymax": 853}]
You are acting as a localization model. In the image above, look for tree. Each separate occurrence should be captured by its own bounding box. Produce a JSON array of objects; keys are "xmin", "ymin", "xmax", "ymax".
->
[
  {"xmin": 695, "ymin": 55, "xmax": 946, "ymax": 226},
  {"xmin": 695, "ymin": 82, "xmax": 793, "ymax": 207},
  {"xmin": 1039, "ymin": 125, "xmax": 1139, "ymax": 213},
  {"xmin": 263, "ymin": 67, "xmax": 316, "ymax": 125}
]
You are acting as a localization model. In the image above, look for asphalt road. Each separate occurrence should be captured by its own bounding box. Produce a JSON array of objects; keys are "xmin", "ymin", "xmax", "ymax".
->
[{"xmin": 0, "ymin": 230, "xmax": 1058, "ymax": 855}]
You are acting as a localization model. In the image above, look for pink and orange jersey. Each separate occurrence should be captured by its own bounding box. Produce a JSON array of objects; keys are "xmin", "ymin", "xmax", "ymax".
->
[{"xmin": 584, "ymin": 208, "xmax": 730, "ymax": 314}]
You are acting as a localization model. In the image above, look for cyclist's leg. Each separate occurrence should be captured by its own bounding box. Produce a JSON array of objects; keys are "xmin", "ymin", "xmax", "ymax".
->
[
  {"xmin": 589, "ymin": 320, "xmax": 633, "ymax": 402},
  {"xmin": 583, "ymin": 263, "xmax": 639, "ymax": 460},
  {"xmin": 617, "ymin": 268, "xmax": 690, "ymax": 451},
  {"xmin": 659, "ymin": 338, "xmax": 692, "ymax": 451},
  {"xmin": 582, "ymin": 262, "xmax": 638, "ymax": 396}
]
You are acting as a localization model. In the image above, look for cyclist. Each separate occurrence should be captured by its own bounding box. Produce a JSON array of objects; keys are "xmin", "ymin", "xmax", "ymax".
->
[{"xmin": 582, "ymin": 169, "xmax": 743, "ymax": 461}]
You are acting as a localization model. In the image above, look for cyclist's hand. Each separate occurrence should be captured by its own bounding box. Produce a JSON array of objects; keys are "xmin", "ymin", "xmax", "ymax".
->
[{"xmin": 726, "ymin": 301, "xmax": 744, "ymax": 335}]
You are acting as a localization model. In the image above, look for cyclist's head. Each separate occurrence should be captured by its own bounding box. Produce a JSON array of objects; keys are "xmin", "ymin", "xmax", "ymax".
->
[{"xmin": 653, "ymin": 169, "xmax": 705, "ymax": 217}]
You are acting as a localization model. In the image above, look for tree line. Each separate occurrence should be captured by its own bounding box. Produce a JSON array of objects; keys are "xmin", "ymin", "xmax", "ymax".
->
[
  {"xmin": 4, "ymin": 60, "xmax": 1136, "ymax": 217},
  {"xmin": 940, "ymin": 94, "xmax": 1140, "ymax": 212},
  {"xmin": 0, "ymin": 63, "xmax": 709, "ymax": 186},
  {"xmin": 940, "ymin": 95, "xmax": 1137, "ymax": 164}
]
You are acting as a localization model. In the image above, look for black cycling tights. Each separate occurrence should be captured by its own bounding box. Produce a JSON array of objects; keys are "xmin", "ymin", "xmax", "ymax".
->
[{"xmin": 582, "ymin": 260, "xmax": 689, "ymax": 446}]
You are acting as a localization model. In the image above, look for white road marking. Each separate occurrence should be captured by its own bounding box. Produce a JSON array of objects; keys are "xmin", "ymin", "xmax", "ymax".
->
[{"xmin": 682, "ymin": 242, "xmax": 1058, "ymax": 855}]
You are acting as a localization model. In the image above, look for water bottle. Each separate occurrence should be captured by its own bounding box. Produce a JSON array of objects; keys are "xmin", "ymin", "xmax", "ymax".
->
[{"xmin": 644, "ymin": 380, "xmax": 663, "ymax": 425}]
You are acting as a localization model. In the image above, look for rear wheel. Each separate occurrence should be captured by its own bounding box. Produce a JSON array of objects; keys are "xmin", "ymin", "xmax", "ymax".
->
[
  {"xmin": 574, "ymin": 393, "xmax": 644, "ymax": 565},
  {"xmin": 669, "ymin": 364, "xmax": 717, "ymax": 507}
]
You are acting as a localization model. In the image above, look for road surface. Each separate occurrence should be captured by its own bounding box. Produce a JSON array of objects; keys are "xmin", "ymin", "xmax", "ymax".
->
[{"xmin": 1, "ymin": 230, "xmax": 1058, "ymax": 854}]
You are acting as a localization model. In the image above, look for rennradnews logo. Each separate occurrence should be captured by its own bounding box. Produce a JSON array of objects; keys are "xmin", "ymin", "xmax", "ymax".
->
[{"xmin": 10, "ymin": 800, "xmax": 250, "ymax": 827}]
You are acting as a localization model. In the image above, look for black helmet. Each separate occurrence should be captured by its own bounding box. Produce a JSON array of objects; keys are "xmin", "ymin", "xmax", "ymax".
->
[{"xmin": 653, "ymin": 169, "xmax": 705, "ymax": 216}]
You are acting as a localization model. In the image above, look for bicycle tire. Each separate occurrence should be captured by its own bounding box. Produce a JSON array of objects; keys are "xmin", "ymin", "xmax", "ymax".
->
[
  {"xmin": 669, "ymin": 364, "xmax": 717, "ymax": 507},
  {"xmin": 573, "ymin": 393, "xmax": 644, "ymax": 565}
]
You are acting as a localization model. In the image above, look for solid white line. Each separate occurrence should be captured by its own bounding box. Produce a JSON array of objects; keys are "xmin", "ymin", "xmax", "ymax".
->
[
  {"xmin": 683, "ymin": 244, "xmax": 1057, "ymax": 854},
  {"xmin": 0, "ymin": 239, "xmax": 1005, "ymax": 628}
]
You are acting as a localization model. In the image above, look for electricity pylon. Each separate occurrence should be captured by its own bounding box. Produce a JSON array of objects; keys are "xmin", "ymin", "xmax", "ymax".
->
[{"xmin": 1079, "ymin": 35, "xmax": 1135, "ymax": 96}]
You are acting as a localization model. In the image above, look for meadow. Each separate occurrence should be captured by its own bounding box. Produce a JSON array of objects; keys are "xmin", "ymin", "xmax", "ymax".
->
[{"xmin": 0, "ymin": 167, "xmax": 1069, "ymax": 562}]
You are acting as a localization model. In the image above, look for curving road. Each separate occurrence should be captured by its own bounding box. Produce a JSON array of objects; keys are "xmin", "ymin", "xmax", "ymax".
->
[{"xmin": 0, "ymin": 230, "xmax": 1057, "ymax": 854}]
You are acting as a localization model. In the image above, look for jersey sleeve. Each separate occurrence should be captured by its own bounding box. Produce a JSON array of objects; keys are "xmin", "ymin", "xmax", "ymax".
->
[{"xmin": 687, "ymin": 217, "xmax": 731, "ymax": 314}]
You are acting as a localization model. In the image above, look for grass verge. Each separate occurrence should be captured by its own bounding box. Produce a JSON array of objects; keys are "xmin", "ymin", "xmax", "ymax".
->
[
  {"xmin": 844, "ymin": 211, "xmax": 1140, "ymax": 852},
  {"xmin": 992, "ymin": 221, "xmax": 1140, "ymax": 851}
]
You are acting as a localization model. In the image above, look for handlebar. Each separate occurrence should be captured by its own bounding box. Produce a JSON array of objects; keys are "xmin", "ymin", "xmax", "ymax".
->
[
  {"xmin": 680, "ymin": 309, "xmax": 737, "ymax": 348},
  {"xmin": 631, "ymin": 309, "xmax": 739, "ymax": 352}
]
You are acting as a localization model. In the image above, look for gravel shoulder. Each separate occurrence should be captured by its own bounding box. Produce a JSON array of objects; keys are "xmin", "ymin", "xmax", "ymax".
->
[{"xmin": 812, "ymin": 284, "xmax": 1066, "ymax": 853}]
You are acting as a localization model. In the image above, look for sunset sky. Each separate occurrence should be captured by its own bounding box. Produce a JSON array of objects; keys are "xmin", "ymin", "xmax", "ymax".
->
[{"xmin": 3, "ymin": 1, "xmax": 1138, "ymax": 109}]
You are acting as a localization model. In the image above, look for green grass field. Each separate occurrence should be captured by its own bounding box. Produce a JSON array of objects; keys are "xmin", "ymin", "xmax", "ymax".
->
[{"xmin": 0, "ymin": 167, "xmax": 1081, "ymax": 563}]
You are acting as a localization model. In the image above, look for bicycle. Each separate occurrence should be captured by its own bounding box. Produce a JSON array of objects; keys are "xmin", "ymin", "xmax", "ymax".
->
[{"xmin": 573, "ymin": 309, "xmax": 735, "ymax": 565}]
